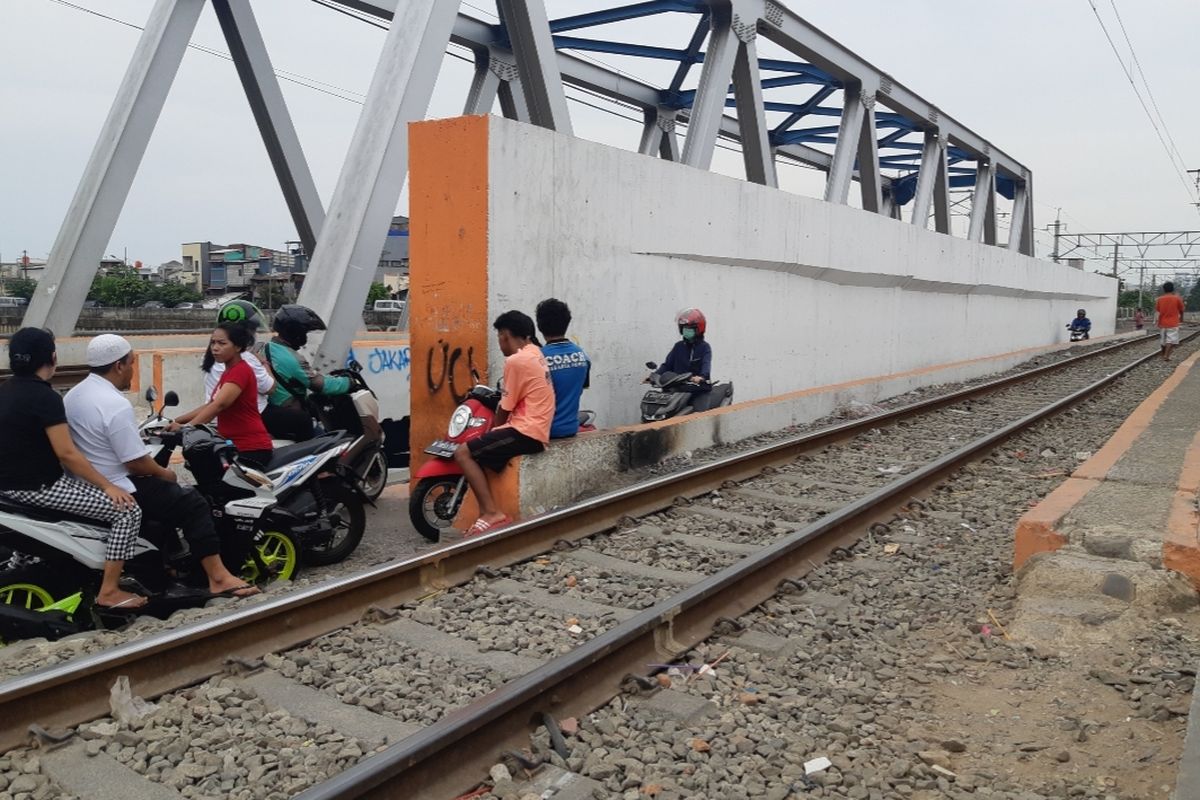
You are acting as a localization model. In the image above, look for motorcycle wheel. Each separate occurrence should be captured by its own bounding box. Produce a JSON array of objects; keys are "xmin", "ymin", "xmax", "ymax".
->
[
  {"xmin": 408, "ymin": 476, "xmax": 463, "ymax": 542},
  {"xmin": 0, "ymin": 567, "xmax": 87, "ymax": 644},
  {"xmin": 302, "ymin": 495, "xmax": 366, "ymax": 566},
  {"xmin": 360, "ymin": 450, "xmax": 389, "ymax": 501},
  {"xmin": 241, "ymin": 531, "xmax": 299, "ymax": 584}
]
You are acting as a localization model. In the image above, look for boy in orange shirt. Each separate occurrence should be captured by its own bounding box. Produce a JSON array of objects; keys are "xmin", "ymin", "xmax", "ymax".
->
[
  {"xmin": 1155, "ymin": 281, "xmax": 1186, "ymax": 361},
  {"xmin": 454, "ymin": 310, "xmax": 555, "ymax": 536}
]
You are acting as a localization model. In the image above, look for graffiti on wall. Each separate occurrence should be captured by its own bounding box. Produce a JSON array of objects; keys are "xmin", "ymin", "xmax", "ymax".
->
[
  {"xmin": 347, "ymin": 346, "xmax": 412, "ymax": 376},
  {"xmin": 425, "ymin": 340, "xmax": 480, "ymax": 404}
]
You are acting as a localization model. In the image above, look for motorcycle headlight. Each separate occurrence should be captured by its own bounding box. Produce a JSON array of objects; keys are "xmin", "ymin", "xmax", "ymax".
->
[{"xmin": 448, "ymin": 405, "xmax": 472, "ymax": 438}]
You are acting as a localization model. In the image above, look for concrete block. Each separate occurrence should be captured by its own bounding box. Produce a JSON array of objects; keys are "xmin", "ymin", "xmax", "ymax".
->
[
  {"xmin": 727, "ymin": 629, "xmax": 795, "ymax": 660},
  {"xmin": 239, "ymin": 670, "xmax": 420, "ymax": 745},
  {"xmin": 567, "ymin": 547, "xmax": 704, "ymax": 585},
  {"xmin": 42, "ymin": 740, "xmax": 184, "ymax": 800},
  {"xmin": 516, "ymin": 764, "xmax": 605, "ymax": 800},
  {"xmin": 380, "ymin": 618, "xmax": 543, "ymax": 680},
  {"xmin": 1175, "ymin": 663, "xmax": 1200, "ymax": 799},
  {"xmin": 633, "ymin": 688, "xmax": 717, "ymax": 724}
]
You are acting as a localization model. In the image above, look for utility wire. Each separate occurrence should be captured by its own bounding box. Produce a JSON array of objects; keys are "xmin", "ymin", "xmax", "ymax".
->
[
  {"xmin": 1084, "ymin": 0, "xmax": 1199, "ymax": 212},
  {"xmin": 1107, "ymin": 0, "xmax": 1190, "ymax": 177}
]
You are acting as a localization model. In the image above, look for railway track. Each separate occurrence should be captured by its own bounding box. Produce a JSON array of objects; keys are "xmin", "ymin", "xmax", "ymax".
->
[{"xmin": 0, "ymin": 332, "xmax": 1187, "ymax": 800}]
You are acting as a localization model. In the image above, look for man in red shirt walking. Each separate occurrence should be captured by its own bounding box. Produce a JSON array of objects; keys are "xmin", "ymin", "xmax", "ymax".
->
[{"xmin": 1155, "ymin": 281, "xmax": 1186, "ymax": 361}]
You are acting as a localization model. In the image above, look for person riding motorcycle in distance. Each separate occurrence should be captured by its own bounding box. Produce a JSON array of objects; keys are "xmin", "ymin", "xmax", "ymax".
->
[
  {"xmin": 65, "ymin": 335, "xmax": 259, "ymax": 598},
  {"xmin": 0, "ymin": 328, "xmax": 144, "ymax": 610},
  {"xmin": 257, "ymin": 305, "xmax": 351, "ymax": 442},
  {"xmin": 206, "ymin": 301, "xmax": 274, "ymax": 412},
  {"xmin": 1067, "ymin": 309, "xmax": 1091, "ymax": 340},
  {"xmin": 651, "ymin": 308, "xmax": 712, "ymax": 387}
]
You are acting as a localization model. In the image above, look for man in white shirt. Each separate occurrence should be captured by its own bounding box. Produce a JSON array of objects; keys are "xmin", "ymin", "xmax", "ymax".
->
[{"xmin": 65, "ymin": 335, "xmax": 259, "ymax": 598}]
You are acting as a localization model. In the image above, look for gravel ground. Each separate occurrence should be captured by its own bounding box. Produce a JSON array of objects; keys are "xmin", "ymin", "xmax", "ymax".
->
[
  {"xmin": 474, "ymin": 341, "xmax": 1200, "ymax": 800},
  {"xmin": 0, "ymin": 334, "xmax": 1191, "ymax": 800}
]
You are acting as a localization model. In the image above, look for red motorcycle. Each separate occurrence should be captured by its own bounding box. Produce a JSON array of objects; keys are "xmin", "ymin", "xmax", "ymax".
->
[{"xmin": 408, "ymin": 385, "xmax": 595, "ymax": 541}]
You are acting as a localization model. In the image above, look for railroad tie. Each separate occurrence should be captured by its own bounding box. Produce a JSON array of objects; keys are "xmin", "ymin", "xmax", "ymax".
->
[
  {"xmin": 235, "ymin": 670, "xmax": 421, "ymax": 745},
  {"xmin": 379, "ymin": 618, "xmax": 544, "ymax": 680},
  {"xmin": 41, "ymin": 741, "xmax": 184, "ymax": 800},
  {"xmin": 567, "ymin": 548, "xmax": 705, "ymax": 584},
  {"xmin": 484, "ymin": 578, "xmax": 637, "ymax": 621}
]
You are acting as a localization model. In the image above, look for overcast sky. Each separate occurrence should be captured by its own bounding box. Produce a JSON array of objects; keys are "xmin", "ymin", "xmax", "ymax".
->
[{"xmin": 2, "ymin": 0, "xmax": 1198, "ymax": 270}]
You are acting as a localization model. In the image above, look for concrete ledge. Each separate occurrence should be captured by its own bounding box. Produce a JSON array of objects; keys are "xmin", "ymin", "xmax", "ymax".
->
[
  {"xmin": 1177, "ymin": 661, "xmax": 1200, "ymax": 799},
  {"xmin": 1013, "ymin": 351, "xmax": 1200, "ymax": 585},
  {"xmin": 512, "ymin": 331, "xmax": 1144, "ymax": 518}
]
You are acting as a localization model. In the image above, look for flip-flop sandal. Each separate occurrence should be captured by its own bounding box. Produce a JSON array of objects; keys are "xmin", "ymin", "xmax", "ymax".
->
[
  {"xmin": 209, "ymin": 584, "xmax": 261, "ymax": 599},
  {"xmin": 464, "ymin": 516, "xmax": 512, "ymax": 538},
  {"xmin": 94, "ymin": 595, "xmax": 148, "ymax": 611}
]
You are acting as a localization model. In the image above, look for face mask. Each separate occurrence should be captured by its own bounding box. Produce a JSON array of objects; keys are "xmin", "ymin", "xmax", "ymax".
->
[{"xmin": 681, "ymin": 327, "xmax": 696, "ymax": 342}]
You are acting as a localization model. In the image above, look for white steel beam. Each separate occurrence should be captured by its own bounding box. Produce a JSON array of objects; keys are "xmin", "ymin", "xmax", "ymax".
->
[
  {"xmin": 1008, "ymin": 179, "xmax": 1029, "ymax": 252},
  {"xmin": 856, "ymin": 92, "xmax": 882, "ymax": 213},
  {"xmin": 299, "ymin": 0, "xmax": 459, "ymax": 370},
  {"xmin": 824, "ymin": 84, "xmax": 868, "ymax": 204},
  {"xmin": 24, "ymin": 0, "xmax": 204, "ymax": 335},
  {"xmin": 682, "ymin": 10, "xmax": 740, "ymax": 171},
  {"xmin": 639, "ymin": 107, "xmax": 679, "ymax": 161},
  {"xmin": 212, "ymin": 0, "xmax": 324, "ymax": 256},
  {"xmin": 983, "ymin": 185, "xmax": 997, "ymax": 246},
  {"xmin": 498, "ymin": 78, "xmax": 531, "ymax": 122},
  {"xmin": 731, "ymin": 36, "xmax": 777, "ymax": 187},
  {"xmin": 967, "ymin": 160, "xmax": 995, "ymax": 243},
  {"xmin": 909, "ymin": 130, "xmax": 941, "ymax": 227},
  {"xmin": 464, "ymin": 51, "xmax": 502, "ymax": 114},
  {"xmin": 933, "ymin": 141, "xmax": 952, "ymax": 235},
  {"xmin": 1019, "ymin": 177, "xmax": 1035, "ymax": 256},
  {"xmin": 495, "ymin": 0, "xmax": 572, "ymax": 133}
]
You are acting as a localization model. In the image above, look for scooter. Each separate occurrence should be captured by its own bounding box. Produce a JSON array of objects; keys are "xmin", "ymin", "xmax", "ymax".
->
[
  {"xmin": 640, "ymin": 361, "xmax": 734, "ymax": 422},
  {"xmin": 143, "ymin": 391, "xmax": 368, "ymax": 568},
  {"xmin": 0, "ymin": 391, "xmax": 303, "ymax": 643},
  {"xmin": 272, "ymin": 360, "xmax": 390, "ymax": 501},
  {"xmin": 407, "ymin": 385, "xmax": 595, "ymax": 541},
  {"xmin": 1067, "ymin": 324, "xmax": 1090, "ymax": 342}
]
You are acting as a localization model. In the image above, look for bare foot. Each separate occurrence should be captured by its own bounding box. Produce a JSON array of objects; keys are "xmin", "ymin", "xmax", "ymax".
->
[{"xmin": 96, "ymin": 589, "xmax": 147, "ymax": 609}]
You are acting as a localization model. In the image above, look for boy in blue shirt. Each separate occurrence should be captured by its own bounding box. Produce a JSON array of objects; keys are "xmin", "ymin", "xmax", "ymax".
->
[{"xmin": 536, "ymin": 298, "xmax": 591, "ymax": 439}]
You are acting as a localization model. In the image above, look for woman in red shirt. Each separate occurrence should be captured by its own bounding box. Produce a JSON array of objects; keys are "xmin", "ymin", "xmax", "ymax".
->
[{"xmin": 171, "ymin": 323, "xmax": 274, "ymax": 466}]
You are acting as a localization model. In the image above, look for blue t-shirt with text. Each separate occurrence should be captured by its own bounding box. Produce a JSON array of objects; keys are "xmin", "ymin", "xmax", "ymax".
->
[{"xmin": 542, "ymin": 339, "xmax": 591, "ymax": 439}]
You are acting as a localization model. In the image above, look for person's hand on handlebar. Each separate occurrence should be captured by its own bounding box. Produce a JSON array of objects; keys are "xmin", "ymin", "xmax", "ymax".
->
[{"xmin": 689, "ymin": 375, "xmax": 705, "ymax": 384}]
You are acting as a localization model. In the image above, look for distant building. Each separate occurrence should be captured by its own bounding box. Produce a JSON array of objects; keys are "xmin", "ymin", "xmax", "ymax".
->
[{"xmin": 182, "ymin": 242, "xmax": 296, "ymax": 295}]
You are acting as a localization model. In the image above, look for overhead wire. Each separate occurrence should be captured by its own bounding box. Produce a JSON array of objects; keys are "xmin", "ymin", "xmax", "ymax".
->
[{"xmin": 1083, "ymin": 0, "xmax": 1199, "ymax": 212}]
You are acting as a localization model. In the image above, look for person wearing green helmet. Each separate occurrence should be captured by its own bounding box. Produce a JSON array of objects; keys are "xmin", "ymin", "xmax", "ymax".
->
[
  {"xmin": 203, "ymin": 300, "xmax": 274, "ymax": 412},
  {"xmin": 257, "ymin": 305, "xmax": 351, "ymax": 442}
]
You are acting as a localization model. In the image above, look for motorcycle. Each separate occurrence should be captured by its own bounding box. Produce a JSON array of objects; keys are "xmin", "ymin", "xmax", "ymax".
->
[
  {"xmin": 407, "ymin": 384, "xmax": 595, "ymax": 542},
  {"xmin": 640, "ymin": 361, "xmax": 734, "ymax": 422},
  {"xmin": 0, "ymin": 390, "xmax": 307, "ymax": 643},
  {"xmin": 273, "ymin": 361, "xmax": 390, "ymax": 501},
  {"xmin": 144, "ymin": 390, "xmax": 369, "ymax": 568},
  {"xmin": 1067, "ymin": 324, "xmax": 1090, "ymax": 342}
]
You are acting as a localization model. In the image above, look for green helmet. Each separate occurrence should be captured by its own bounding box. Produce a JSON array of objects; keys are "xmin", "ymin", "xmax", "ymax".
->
[{"xmin": 216, "ymin": 299, "xmax": 265, "ymax": 331}]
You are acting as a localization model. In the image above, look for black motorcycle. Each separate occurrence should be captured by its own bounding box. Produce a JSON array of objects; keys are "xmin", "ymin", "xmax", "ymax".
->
[{"xmin": 640, "ymin": 362, "xmax": 734, "ymax": 422}]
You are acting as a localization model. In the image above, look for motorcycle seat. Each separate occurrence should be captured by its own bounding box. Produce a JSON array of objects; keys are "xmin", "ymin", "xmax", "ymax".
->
[
  {"xmin": 0, "ymin": 496, "xmax": 111, "ymax": 528},
  {"xmin": 260, "ymin": 432, "xmax": 352, "ymax": 472}
]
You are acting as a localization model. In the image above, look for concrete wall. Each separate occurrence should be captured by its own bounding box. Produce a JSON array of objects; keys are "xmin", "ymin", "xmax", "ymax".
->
[{"xmin": 469, "ymin": 116, "xmax": 1116, "ymax": 430}]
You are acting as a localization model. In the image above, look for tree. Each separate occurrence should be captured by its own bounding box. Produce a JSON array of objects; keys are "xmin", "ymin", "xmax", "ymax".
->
[
  {"xmin": 89, "ymin": 267, "xmax": 149, "ymax": 307},
  {"xmin": 1187, "ymin": 282, "xmax": 1200, "ymax": 313},
  {"xmin": 366, "ymin": 282, "xmax": 390, "ymax": 306},
  {"xmin": 150, "ymin": 281, "xmax": 202, "ymax": 307},
  {"xmin": 3, "ymin": 278, "xmax": 37, "ymax": 300},
  {"xmin": 1117, "ymin": 290, "xmax": 1154, "ymax": 311}
]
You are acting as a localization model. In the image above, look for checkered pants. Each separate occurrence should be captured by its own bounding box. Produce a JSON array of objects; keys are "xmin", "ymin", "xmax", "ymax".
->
[{"xmin": 0, "ymin": 475, "xmax": 142, "ymax": 562}]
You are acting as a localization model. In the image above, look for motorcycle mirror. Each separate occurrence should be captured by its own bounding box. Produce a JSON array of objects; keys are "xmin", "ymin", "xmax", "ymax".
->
[
  {"xmin": 145, "ymin": 386, "xmax": 158, "ymax": 403},
  {"xmin": 163, "ymin": 391, "xmax": 179, "ymax": 407},
  {"xmin": 645, "ymin": 361, "xmax": 657, "ymax": 370}
]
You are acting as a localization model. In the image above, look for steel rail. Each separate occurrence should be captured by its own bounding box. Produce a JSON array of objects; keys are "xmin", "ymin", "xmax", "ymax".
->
[
  {"xmin": 294, "ymin": 336, "xmax": 1186, "ymax": 800},
  {"xmin": 0, "ymin": 333, "xmax": 1162, "ymax": 751}
]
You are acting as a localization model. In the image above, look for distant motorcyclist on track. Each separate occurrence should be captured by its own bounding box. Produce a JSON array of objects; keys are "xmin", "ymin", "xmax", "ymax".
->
[
  {"xmin": 649, "ymin": 308, "xmax": 712, "ymax": 388},
  {"xmin": 1067, "ymin": 308, "xmax": 1092, "ymax": 341},
  {"xmin": 65, "ymin": 335, "xmax": 259, "ymax": 599},
  {"xmin": 258, "ymin": 305, "xmax": 351, "ymax": 442}
]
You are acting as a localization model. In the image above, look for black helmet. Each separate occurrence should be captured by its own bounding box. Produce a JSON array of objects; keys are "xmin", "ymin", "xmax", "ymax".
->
[
  {"xmin": 1077, "ymin": 308, "xmax": 1087, "ymax": 316},
  {"xmin": 272, "ymin": 304, "xmax": 326, "ymax": 348},
  {"xmin": 217, "ymin": 299, "xmax": 265, "ymax": 331}
]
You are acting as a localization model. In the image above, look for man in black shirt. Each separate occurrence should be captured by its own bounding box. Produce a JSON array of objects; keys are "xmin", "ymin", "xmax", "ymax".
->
[{"xmin": 0, "ymin": 328, "xmax": 144, "ymax": 609}]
